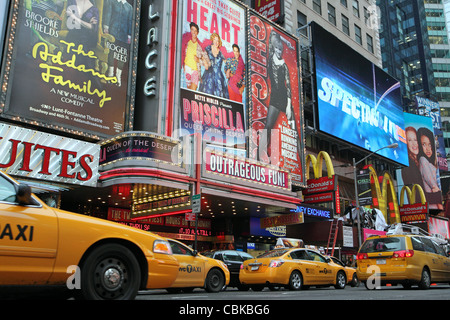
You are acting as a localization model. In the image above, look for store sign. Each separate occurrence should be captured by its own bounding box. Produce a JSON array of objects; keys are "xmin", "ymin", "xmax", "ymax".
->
[
  {"xmin": 260, "ymin": 212, "xmax": 304, "ymax": 229},
  {"xmin": 205, "ymin": 148, "xmax": 290, "ymax": 191},
  {"xmin": 252, "ymin": 0, "xmax": 284, "ymax": 23},
  {"xmin": 400, "ymin": 202, "xmax": 428, "ymax": 224},
  {"xmin": 290, "ymin": 204, "xmax": 332, "ymax": 220},
  {"xmin": 99, "ymin": 132, "xmax": 180, "ymax": 166},
  {"xmin": 0, "ymin": 122, "xmax": 99, "ymax": 186},
  {"xmin": 303, "ymin": 175, "xmax": 337, "ymax": 195}
]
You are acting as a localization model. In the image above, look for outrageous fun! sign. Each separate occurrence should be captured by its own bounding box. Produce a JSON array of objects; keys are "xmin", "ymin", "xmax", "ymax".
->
[
  {"xmin": 179, "ymin": 0, "xmax": 247, "ymax": 155},
  {"xmin": 1, "ymin": 0, "xmax": 137, "ymax": 138}
]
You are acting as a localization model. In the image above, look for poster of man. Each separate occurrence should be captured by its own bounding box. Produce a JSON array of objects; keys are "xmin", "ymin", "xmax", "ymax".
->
[
  {"xmin": 248, "ymin": 13, "xmax": 305, "ymax": 186},
  {"xmin": 1, "ymin": 0, "xmax": 135, "ymax": 138},
  {"xmin": 179, "ymin": 0, "xmax": 247, "ymax": 156}
]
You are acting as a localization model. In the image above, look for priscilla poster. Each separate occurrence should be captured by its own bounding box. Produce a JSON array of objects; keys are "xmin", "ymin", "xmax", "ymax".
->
[
  {"xmin": 179, "ymin": 0, "xmax": 247, "ymax": 156},
  {"xmin": 1, "ymin": 0, "xmax": 136, "ymax": 138}
]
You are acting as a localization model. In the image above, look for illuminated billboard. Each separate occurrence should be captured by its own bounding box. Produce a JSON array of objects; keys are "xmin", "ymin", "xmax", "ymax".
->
[
  {"xmin": 248, "ymin": 12, "xmax": 305, "ymax": 186},
  {"xmin": 397, "ymin": 113, "xmax": 443, "ymax": 211},
  {"xmin": 179, "ymin": 0, "xmax": 247, "ymax": 155},
  {"xmin": 311, "ymin": 22, "xmax": 408, "ymax": 166},
  {"xmin": 0, "ymin": 0, "xmax": 138, "ymax": 138}
]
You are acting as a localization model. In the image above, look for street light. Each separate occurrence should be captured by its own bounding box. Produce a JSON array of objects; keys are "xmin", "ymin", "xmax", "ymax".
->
[{"xmin": 353, "ymin": 143, "xmax": 398, "ymax": 247}]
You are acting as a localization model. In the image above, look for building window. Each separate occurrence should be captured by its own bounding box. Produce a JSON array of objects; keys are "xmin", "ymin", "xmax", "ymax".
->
[
  {"xmin": 367, "ymin": 34, "xmax": 374, "ymax": 53},
  {"xmin": 341, "ymin": 0, "xmax": 348, "ymax": 8},
  {"xmin": 297, "ymin": 11, "xmax": 308, "ymax": 36},
  {"xmin": 342, "ymin": 14, "xmax": 350, "ymax": 36},
  {"xmin": 355, "ymin": 24, "xmax": 362, "ymax": 44},
  {"xmin": 328, "ymin": 3, "xmax": 336, "ymax": 26},
  {"xmin": 313, "ymin": 0, "xmax": 322, "ymax": 15},
  {"xmin": 352, "ymin": 0, "xmax": 360, "ymax": 18}
]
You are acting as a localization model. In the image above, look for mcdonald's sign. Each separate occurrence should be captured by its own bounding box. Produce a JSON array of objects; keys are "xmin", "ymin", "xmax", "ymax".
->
[
  {"xmin": 304, "ymin": 152, "xmax": 338, "ymax": 214},
  {"xmin": 399, "ymin": 184, "xmax": 428, "ymax": 223},
  {"xmin": 368, "ymin": 166, "xmax": 401, "ymax": 224}
]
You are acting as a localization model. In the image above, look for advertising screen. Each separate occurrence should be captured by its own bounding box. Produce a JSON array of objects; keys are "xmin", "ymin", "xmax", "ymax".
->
[
  {"xmin": 248, "ymin": 13, "xmax": 305, "ymax": 186},
  {"xmin": 312, "ymin": 23, "xmax": 408, "ymax": 166},
  {"xmin": 396, "ymin": 113, "xmax": 443, "ymax": 211},
  {"xmin": 1, "ymin": 0, "xmax": 137, "ymax": 138},
  {"xmin": 415, "ymin": 96, "xmax": 447, "ymax": 171},
  {"xmin": 179, "ymin": 0, "xmax": 247, "ymax": 156}
]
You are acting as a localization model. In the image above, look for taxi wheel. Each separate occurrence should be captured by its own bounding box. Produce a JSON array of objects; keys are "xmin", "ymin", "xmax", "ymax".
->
[
  {"xmin": 334, "ymin": 271, "xmax": 346, "ymax": 289},
  {"xmin": 205, "ymin": 269, "xmax": 225, "ymax": 293},
  {"xmin": 288, "ymin": 270, "xmax": 303, "ymax": 290},
  {"xmin": 79, "ymin": 244, "xmax": 141, "ymax": 300},
  {"xmin": 418, "ymin": 268, "xmax": 431, "ymax": 290}
]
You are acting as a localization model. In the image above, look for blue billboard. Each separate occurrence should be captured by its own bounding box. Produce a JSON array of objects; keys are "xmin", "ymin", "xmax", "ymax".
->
[{"xmin": 311, "ymin": 23, "xmax": 408, "ymax": 166}]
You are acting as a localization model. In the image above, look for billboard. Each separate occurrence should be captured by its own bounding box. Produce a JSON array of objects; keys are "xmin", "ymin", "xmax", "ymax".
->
[
  {"xmin": 311, "ymin": 22, "xmax": 408, "ymax": 166},
  {"xmin": 0, "ymin": 0, "xmax": 137, "ymax": 138},
  {"xmin": 397, "ymin": 113, "xmax": 443, "ymax": 211},
  {"xmin": 248, "ymin": 12, "xmax": 305, "ymax": 186},
  {"xmin": 415, "ymin": 96, "xmax": 447, "ymax": 171},
  {"xmin": 179, "ymin": 0, "xmax": 247, "ymax": 155},
  {"xmin": 251, "ymin": 0, "xmax": 284, "ymax": 24}
]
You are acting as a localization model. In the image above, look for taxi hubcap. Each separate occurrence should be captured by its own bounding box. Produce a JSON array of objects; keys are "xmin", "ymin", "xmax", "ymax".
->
[
  {"xmin": 292, "ymin": 273, "xmax": 301, "ymax": 288},
  {"xmin": 94, "ymin": 258, "xmax": 128, "ymax": 297}
]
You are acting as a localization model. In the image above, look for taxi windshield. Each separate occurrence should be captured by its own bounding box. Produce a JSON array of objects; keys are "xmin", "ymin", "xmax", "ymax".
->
[
  {"xmin": 258, "ymin": 249, "xmax": 289, "ymax": 258},
  {"xmin": 359, "ymin": 237, "xmax": 405, "ymax": 253}
]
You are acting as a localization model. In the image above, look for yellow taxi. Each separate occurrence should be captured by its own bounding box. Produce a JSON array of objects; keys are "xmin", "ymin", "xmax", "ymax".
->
[
  {"xmin": 239, "ymin": 247, "xmax": 348, "ymax": 291},
  {"xmin": 330, "ymin": 256, "xmax": 359, "ymax": 287},
  {"xmin": 166, "ymin": 239, "xmax": 230, "ymax": 293},
  {"xmin": 356, "ymin": 224, "xmax": 450, "ymax": 290},
  {"xmin": 0, "ymin": 171, "xmax": 179, "ymax": 300}
]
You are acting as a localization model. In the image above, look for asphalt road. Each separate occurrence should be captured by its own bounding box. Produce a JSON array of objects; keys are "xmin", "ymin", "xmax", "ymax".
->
[{"xmin": 136, "ymin": 283, "xmax": 450, "ymax": 301}]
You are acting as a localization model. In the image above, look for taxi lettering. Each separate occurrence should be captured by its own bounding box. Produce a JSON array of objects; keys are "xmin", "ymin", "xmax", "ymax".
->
[
  {"xmin": 179, "ymin": 265, "xmax": 201, "ymax": 273},
  {"xmin": 0, "ymin": 224, "xmax": 34, "ymax": 241}
]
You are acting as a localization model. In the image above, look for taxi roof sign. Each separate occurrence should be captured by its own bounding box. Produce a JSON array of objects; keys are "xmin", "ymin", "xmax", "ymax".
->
[{"xmin": 275, "ymin": 238, "xmax": 304, "ymax": 248}]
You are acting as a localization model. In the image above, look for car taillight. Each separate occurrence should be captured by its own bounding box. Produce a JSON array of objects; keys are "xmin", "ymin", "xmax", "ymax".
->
[
  {"xmin": 393, "ymin": 250, "xmax": 414, "ymax": 258},
  {"xmin": 356, "ymin": 253, "xmax": 368, "ymax": 260},
  {"xmin": 269, "ymin": 259, "xmax": 284, "ymax": 268},
  {"xmin": 153, "ymin": 240, "xmax": 172, "ymax": 255}
]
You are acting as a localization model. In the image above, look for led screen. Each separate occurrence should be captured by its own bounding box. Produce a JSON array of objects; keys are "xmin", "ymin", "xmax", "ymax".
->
[{"xmin": 312, "ymin": 23, "xmax": 408, "ymax": 166}]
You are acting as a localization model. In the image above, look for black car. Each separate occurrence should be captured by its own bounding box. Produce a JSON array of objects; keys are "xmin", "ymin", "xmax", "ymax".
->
[{"xmin": 203, "ymin": 250, "xmax": 254, "ymax": 290}]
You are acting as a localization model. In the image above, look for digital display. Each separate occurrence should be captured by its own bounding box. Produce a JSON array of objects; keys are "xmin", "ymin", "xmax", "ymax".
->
[{"xmin": 312, "ymin": 23, "xmax": 408, "ymax": 166}]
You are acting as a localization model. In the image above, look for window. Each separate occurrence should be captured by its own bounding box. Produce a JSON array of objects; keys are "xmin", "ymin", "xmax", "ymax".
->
[
  {"xmin": 169, "ymin": 240, "xmax": 194, "ymax": 256},
  {"xmin": 366, "ymin": 34, "xmax": 373, "ymax": 53},
  {"xmin": 223, "ymin": 251, "xmax": 242, "ymax": 262},
  {"xmin": 307, "ymin": 251, "xmax": 327, "ymax": 262},
  {"xmin": 297, "ymin": 11, "xmax": 308, "ymax": 36},
  {"xmin": 352, "ymin": 0, "xmax": 360, "ymax": 18},
  {"xmin": 411, "ymin": 237, "xmax": 425, "ymax": 251},
  {"xmin": 291, "ymin": 250, "xmax": 309, "ymax": 260},
  {"xmin": 328, "ymin": 3, "xmax": 336, "ymax": 26},
  {"xmin": 342, "ymin": 14, "xmax": 350, "ymax": 36},
  {"xmin": 355, "ymin": 24, "xmax": 362, "ymax": 44},
  {"xmin": 421, "ymin": 238, "xmax": 437, "ymax": 254},
  {"xmin": 313, "ymin": 0, "xmax": 322, "ymax": 15},
  {"xmin": 0, "ymin": 175, "xmax": 17, "ymax": 203},
  {"xmin": 359, "ymin": 237, "xmax": 406, "ymax": 253},
  {"xmin": 340, "ymin": 0, "xmax": 348, "ymax": 8}
]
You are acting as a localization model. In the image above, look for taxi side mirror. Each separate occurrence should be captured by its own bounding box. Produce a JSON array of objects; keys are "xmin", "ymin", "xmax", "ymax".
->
[
  {"xmin": 193, "ymin": 250, "xmax": 198, "ymax": 256},
  {"xmin": 325, "ymin": 257, "xmax": 331, "ymax": 263},
  {"xmin": 16, "ymin": 184, "xmax": 34, "ymax": 206}
]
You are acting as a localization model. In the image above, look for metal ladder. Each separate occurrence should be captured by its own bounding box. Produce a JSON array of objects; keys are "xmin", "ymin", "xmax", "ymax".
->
[{"xmin": 326, "ymin": 219, "xmax": 339, "ymax": 256}]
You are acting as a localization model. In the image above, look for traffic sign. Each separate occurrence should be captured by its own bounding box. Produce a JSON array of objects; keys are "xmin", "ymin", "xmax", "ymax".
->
[{"xmin": 191, "ymin": 193, "xmax": 201, "ymax": 214}]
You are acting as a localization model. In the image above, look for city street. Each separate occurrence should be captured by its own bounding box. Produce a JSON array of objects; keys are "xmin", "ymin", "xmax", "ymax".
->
[{"xmin": 136, "ymin": 284, "xmax": 450, "ymax": 301}]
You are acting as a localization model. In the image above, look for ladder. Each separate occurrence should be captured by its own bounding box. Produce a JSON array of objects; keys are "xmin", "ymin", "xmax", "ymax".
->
[{"xmin": 326, "ymin": 219, "xmax": 339, "ymax": 256}]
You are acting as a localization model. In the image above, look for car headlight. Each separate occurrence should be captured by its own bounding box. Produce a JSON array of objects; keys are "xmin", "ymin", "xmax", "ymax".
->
[{"xmin": 153, "ymin": 240, "xmax": 172, "ymax": 255}]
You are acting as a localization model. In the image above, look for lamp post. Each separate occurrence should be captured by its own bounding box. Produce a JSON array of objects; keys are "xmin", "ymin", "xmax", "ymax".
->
[{"xmin": 353, "ymin": 143, "xmax": 398, "ymax": 247}]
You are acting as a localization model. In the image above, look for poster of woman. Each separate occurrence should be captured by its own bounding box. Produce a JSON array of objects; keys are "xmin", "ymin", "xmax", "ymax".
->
[
  {"xmin": 398, "ymin": 113, "xmax": 443, "ymax": 211},
  {"xmin": 179, "ymin": 0, "xmax": 247, "ymax": 155},
  {"xmin": 1, "ymin": 0, "xmax": 136, "ymax": 138},
  {"xmin": 248, "ymin": 13, "xmax": 305, "ymax": 186}
]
